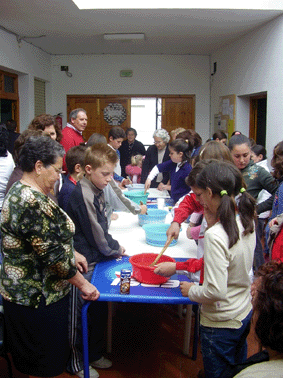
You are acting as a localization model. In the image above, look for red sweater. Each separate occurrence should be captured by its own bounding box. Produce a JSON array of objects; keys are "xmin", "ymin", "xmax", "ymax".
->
[
  {"xmin": 173, "ymin": 192, "xmax": 204, "ymax": 283},
  {"xmin": 61, "ymin": 126, "xmax": 85, "ymax": 171},
  {"xmin": 271, "ymin": 226, "xmax": 283, "ymax": 262}
]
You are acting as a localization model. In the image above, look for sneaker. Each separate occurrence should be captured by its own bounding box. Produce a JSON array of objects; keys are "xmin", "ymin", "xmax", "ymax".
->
[
  {"xmin": 76, "ymin": 366, "xmax": 99, "ymax": 378},
  {"xmin": 90, "ymin": 356, "xmax": 112, "ymax": 369}
]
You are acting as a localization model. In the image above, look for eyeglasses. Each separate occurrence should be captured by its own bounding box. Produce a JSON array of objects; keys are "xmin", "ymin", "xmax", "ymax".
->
[
  {"xmin": 51, "ymin": 164, "xmax": 63, "ymax": 174},
  {"xmin": 154, "ymin": 141, "xmax": 163, "ymax": 145}
]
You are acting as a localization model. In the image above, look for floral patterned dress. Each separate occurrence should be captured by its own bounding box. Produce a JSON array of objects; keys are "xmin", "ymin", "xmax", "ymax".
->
[{"xmin": 0, "ymin": 181, "xmax": 77, "ymax": 307}]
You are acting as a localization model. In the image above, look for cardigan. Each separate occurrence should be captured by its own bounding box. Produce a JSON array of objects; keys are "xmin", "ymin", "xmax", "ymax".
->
[
  {"xmin": 189, "ymin": 216, "xmax": 255, "ymax": 328},
  {"xmin": 154, "ymin": 160, "xmax": 192, "ymax": 203}
]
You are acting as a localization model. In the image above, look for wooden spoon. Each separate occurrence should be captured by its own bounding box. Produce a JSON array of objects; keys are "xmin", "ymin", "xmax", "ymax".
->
[{"xmin": 150, "ymin": 236, "xmax": 175, "ymax": 266}]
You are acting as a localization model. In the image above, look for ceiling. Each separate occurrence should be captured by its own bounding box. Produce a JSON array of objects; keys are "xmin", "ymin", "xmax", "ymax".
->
[{"xmin": 1, "ymin": 0, "xmax": 283, "ymax": 56}]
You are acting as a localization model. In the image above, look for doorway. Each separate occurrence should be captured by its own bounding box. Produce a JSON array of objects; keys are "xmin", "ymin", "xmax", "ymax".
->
[
  {"xmin": 67, "ymin": 94, "xmax": 195, "ymax": 143},
  {"xmin": 249, "ymin": 93, "xmax": 267, "ymax": 146}
]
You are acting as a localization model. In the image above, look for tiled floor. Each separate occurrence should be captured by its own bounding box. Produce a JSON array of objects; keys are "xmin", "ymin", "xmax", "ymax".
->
[{"xmin": 1, "ymin": 302, "xmax": 260, "ymax": 378}]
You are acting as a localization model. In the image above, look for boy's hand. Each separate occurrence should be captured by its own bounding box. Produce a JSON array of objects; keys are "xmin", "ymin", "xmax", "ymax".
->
[
  {"xmin": 140, "ymin": 205, "xmax": 148, "ymax": 214},
  {"xmin": 121, "ymin": 178, "xmax": 131, "ymax": 187},
  {"xmin": 74, "ymin": 251, "xmax": 88, "ymax": 273},
  {"xmin": 120, "ymin": 246, "xmax": 127, "ymax": 255}
]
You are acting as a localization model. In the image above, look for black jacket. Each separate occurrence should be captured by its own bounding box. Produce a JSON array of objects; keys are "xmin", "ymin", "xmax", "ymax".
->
[
  {"xmin": 141, "ymin": 144, "xmax": 170, "ymax": 187},
  {"xmin": 119, "ymin": 139, "xmax": 146, "ymax": 177}
]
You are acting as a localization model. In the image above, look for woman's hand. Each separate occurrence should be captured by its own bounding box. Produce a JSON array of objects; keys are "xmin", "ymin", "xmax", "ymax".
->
[
  {"xmin": 74, "ymin": 251, "xmax": 88, "ymax": 274},
  {"xmin": 180, "ymin": 281, "xmax": 195, "ymax": 297},
  {"xmin": 154, "ymin": 262, "xmax": 176, "ymax": 277},
  {"xmin": 80, "ymin": 280, "xmax": 100, "ymax": 301},
  {"xmin": 144, "ymin": 178, "xmax": 151, "ymax": 191}
]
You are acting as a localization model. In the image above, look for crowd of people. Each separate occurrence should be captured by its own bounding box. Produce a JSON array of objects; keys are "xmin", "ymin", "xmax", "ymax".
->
[{"xmin": 0, "ymin": 110, "xmax": 283, "ymax": 378}]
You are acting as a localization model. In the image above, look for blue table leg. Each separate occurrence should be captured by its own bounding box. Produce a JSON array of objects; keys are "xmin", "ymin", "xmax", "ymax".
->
[{"xmin": 82, "ymin": 301, "xmax": 91, "ymax": 378}]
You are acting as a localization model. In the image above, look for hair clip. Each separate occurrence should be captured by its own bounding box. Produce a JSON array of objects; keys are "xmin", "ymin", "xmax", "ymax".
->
[
  {"xmin": 240, "ymin": 187, "xmax": 246, "ymax": 193},
  {"xmin": 220, "ymin": 190, "xmax": 228, "ymax": 196}
]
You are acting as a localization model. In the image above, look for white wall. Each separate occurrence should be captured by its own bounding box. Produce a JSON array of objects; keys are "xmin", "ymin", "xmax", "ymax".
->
[
  {"xmin": 0, "ymin": 29, "xmax": 52, "ymax": 130},
  {"xmin": 210, "ymin": 14, "xmax": 283, "ymax": 160},
  {"xmin": 51, "ymin": 54, "xmax": 210, "ymax": 142}
]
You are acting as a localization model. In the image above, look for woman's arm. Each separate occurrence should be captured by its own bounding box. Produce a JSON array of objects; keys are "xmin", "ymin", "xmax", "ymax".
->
[{"xmin": 68, "ymin": 271, "xmax": 100, "ymax": 301}]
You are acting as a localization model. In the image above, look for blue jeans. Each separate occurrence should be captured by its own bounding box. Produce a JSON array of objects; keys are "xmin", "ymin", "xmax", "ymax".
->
[{"xmin": 200, "ymin": 310, "xmax": 252, "ymax": 378}]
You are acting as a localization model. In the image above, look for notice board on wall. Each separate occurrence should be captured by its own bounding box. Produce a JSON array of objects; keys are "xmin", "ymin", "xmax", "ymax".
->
[{"xmin": 215, "ymin": 94, "xmax": 236, "ymax": 139}]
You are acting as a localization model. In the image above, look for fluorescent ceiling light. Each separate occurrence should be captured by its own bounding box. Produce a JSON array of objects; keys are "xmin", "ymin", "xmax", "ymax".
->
[
  {"xmin": 104, "ymin": 33, "xmax": 145, "ymax": 40},
  {"xmin": 72, "ymin": 0, "xmax": 283, "ymax": 10}
]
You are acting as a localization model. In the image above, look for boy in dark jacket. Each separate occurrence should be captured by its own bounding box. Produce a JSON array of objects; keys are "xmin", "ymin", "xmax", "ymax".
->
[{"xmin": 66, "ymin": 143, "xmax": 126, "ymax": 378}]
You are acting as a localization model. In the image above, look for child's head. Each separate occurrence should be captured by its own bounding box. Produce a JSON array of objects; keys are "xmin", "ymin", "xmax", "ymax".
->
[
  {"xmin": 170, "ymin": 127, "xmax": 186, "ymax": 141},
  {"xmin": 131, "ymin": 154, "xmax": 143, "ymax": 167},
  {"xmin": 212, "ymin": 130, "xmax": 227, "ymax": 144},
  {"xmin": 251, "ymin": 144, "xmax": 266, "ymax": 163},
  {"xmin": 169, "ymin": 138, "xmax": 194, "ymax": 164},
  {"xmin": 187, "ymin": 159, "xmax": 256, "ymax": 248},
  {"xmin": 86, "ymin": 133, "xmax": 107, "ymax": 147},
  {"xmin": 228, "ymin": 134, "xmax": 251, "ymax": 170},
  {"xmin": 271, "ymin": 141, "xmax": 283, "ymax": 179},
  {"xmin": 176, "ymin": 129, "xmax": 202, "ymax": 149},
  {"xmin": 84, "ymin": 143, "xmax": 118, "ymax": 190},
  {"xmin": 108, "ymin": 126, "xmax": 126, "ymax": 150},
  {"xmin": 197, "ymin": 140, "xmax": 233, "ymax": 164},
  {"xmin": 66, "ymin": 144, "xmax": 87, "ymax": 178}
]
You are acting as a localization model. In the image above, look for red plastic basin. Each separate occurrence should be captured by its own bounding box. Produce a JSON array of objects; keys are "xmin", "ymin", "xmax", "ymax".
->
[{"xmin": 129, "ymin": 253, "xmax": 175, "ymax": 284}]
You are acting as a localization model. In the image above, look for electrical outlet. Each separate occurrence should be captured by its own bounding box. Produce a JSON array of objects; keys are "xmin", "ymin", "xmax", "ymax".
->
[{"xmin": 61, "ymin": 66, "xmax": 69, "ymax": 71}]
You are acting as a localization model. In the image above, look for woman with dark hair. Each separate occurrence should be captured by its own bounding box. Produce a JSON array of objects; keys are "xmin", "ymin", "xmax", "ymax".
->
[
  {"xmin": 181, "ymin": 160, "xmax": 257, "ymax": 378},
  {"xmin": 176, "ymin": 128, "xmax": 202, "ymax": 159},
  {"xmin": 119, "ymin": 127, "xmax": 146, "ymax": 177},
  {"xmin": 0, "ymin": 135, "xmax": 99, "ymax": 377},
  {"xmin": 29, "ymin": 113, "xmax": 63, "ymax": 142},
  {"xmin": 228, "ymin": 134, "xmax": 278, "ymax": 269},
  {"xmin": 230, "ymin": 260, "xmax": 283, "ymax": 377},
  {"xmin": 5, "ymin": 129, "xmax": 43, "ymax": 195},
  {"xmin": 212, "ymin": 130, "xmax": 227, "ymax": 144}
]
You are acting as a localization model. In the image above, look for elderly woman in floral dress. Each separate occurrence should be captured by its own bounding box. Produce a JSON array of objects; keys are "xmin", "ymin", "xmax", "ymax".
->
[{"xmin": 0, "ymin": 135, "xmax": 99, "ymax": 377}]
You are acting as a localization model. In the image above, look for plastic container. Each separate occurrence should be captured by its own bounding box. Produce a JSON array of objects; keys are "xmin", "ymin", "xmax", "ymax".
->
[
  {"xmin": 125, "ymin": 183, "xmax": 145, "ymax": 191},
  {"xmin": 138, "ymin": 209, "xmax": 168, "ymax": 226},
  {"xmin": 129, "ymin": 253, "xmax": 175, "ymax": 284},
  {"xmin": 142, "ymin": 223, "xmax": 178, "ymax": 247},
  {"xmin": 124, "ymin": 190, "xmax": 149, "ymax": 205}
]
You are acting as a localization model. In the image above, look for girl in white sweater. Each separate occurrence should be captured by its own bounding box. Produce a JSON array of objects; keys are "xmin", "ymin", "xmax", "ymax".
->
[{"xmin": 181, "ymin": 160, "xmax": 257, "ymax": 378}]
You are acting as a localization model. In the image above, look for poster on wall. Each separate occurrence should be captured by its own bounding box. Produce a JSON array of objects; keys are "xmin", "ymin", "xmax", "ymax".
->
[{"xmin": 216, "ymin": 94, "xmax": 236, "ymax": 139}]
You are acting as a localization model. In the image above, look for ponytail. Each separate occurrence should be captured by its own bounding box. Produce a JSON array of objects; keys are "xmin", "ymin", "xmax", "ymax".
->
[{"xmin": 190, "ymin": 160, "xmax": 256, "ymax": 248}]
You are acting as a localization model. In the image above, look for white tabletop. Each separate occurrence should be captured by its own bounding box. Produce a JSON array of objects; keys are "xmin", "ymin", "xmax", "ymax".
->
[{"xmin": 109, "ymin": 210, "xmax": 197, "ymax": 259}]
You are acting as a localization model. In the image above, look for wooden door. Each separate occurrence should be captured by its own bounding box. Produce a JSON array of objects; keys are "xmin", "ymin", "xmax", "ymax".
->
[
  {"xmin": 67, "ymin": 95, "xmax": 131, "ymax": 142},
  {"xmin": 162, "ymin": 96, "xmax": 195, "ymax": 134},
  {"xmin": 67, "ymin": 96, "xmax": 99, "ymax": 142},
  {"xmin": 98, "ymin": 97, "xmax": 131, "ymax": 138}
]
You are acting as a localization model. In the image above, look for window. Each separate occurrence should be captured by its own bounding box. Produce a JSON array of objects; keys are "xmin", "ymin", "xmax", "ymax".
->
[{"xmin": 34, "ymin": 78, "xmax": 46, "ymax": 116}]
